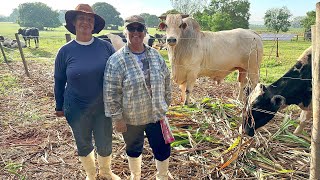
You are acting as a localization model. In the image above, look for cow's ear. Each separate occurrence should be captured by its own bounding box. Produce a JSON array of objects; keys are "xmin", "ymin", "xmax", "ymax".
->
[
  {"xmin": 271, "ymin": 95, "xmax": 285, "ymax": 107},
  {"xmin": 180, "ymin": 22, "xmax": 187, "ymax": 29},
  {"xmin": 158, "ymin": 22, "xmax": 167, "ymax": 31}
]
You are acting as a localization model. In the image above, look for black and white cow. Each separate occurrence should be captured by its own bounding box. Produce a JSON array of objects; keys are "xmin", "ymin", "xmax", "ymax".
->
[
  {"xmin": 97, "ymin": 33, "xmax": 154, "ymax": 50},
  {"xmin": 243, "ymin": 46, "xmax": 312, "ymax": 137},
  {"xmin": 154, "ymin": 33, "xmax": 165, "ymax": 44},
  {"xmin": 18, "ymin": 28, "xmax": 39, "ymax": 48}
]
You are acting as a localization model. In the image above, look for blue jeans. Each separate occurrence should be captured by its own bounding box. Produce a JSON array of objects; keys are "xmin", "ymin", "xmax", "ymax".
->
[
  {"xmin": 64, "ymin": 101, "xmax": 112, "ymax": 157},
  {"xmin": 123, "ymin": 121, "xmax": 171, "ymax": 161}
]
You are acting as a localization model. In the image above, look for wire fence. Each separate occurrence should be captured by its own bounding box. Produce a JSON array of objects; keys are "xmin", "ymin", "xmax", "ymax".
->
[{"xmin": 0, "ymin": 34, "xmax": 313, "ymax": 117}]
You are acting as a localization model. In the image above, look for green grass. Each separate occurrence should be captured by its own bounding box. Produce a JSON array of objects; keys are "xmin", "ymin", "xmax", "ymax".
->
[
  {"xmin": 0, "ymin": 73, "xmax": 18, "ymax": 95},
  {"xmin": 0, "ymin": 22, "xmax": 312, "ymax": 84}
]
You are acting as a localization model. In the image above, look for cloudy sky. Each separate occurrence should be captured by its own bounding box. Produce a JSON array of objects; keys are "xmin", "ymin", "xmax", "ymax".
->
[{"xmin": 0, "ymin": 0, "xmax": 318, "ymax": 23}]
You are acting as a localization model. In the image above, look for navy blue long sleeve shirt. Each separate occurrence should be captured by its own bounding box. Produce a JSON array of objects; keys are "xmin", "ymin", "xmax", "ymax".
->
[{"xmin": 54, "ymin": 37, "xmax": 115, "ymax": 111}]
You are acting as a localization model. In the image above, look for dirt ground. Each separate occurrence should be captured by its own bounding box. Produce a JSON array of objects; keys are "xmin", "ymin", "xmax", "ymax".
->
[{"xmin": 0, "ymin": 61, "xmax": 312, "ymax": 179}]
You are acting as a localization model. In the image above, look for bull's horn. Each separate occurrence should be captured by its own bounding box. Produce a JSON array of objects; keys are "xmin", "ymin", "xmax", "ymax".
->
[
  {"xmin": 158, "ymin": 15, "xmax": 167, "ymax": 20},
  {"xmin": 181, "ymin": 14, "xmax": 189, "ymax": 18}
]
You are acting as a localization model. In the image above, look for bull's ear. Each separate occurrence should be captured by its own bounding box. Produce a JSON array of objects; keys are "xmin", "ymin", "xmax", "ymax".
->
[
  {"xmin": 271, "ymin": 95, "xmax": 285, "ymax": 107},
  {"xmin": 180, "ymin": 22, "xmax": 187, "ymax": 29},
  {"xmin": 158, "ymin": 22, "xmax": 167, "ymax": 30}
]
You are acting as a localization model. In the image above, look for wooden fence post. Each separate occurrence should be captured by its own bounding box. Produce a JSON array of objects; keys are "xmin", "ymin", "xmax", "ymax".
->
[
  {"xmin": 15, "ymin": 33, "xmax": 30, "ymax": 77},
  {"xmin": 0, "ymin": 42, "xmax": 9, "ymax": 63},
  {"xmin": 65, "ymin": 34, "xmax": 71, "ymax": 43},
  {"xmin": 276, "ymin": 37, "xmax": 279, "ymax": 57},
  {"xmin": 310, "ymin": 2, "xmax": 320, "ymax": 179}
]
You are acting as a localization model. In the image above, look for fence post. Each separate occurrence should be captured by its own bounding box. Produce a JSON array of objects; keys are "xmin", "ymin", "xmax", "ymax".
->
[
  {"xmin": 276, "ymin": 37, "xmax": 279, "ymax": 57},
  {"xmin": 0, "ymin": 42, "xmax": 9, "ymax": 64},
  {"xmin": 65, "ymin": 34, "xmax": 71, "ymax": 43},
  {"xmin": 310, "ymin": 2, "xmax": 320, "ymax": 179},
  {"xmin": 15, "ymin": 33, "xmax": 30, "ymax": 77}
]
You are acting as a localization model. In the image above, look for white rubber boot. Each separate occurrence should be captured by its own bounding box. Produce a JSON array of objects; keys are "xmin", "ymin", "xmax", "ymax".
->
[
  {"xmin": 97, "ymin": 154, "xmax": 121, "ymax": 180},
  {"xmin": 79, "ymin": 150, "xmax": 96, "ymax": 180},
  {"xmin": 128, "ymin": 155, "xmax": 142, "ymax": 180},
  {"xmin": 155, "ymin": 158, "xmax": 169, "ymax": 180}
]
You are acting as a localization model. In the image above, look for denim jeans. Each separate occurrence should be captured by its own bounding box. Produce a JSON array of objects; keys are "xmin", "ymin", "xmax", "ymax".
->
[
  {"xmin": 123, "ymin": 121, "xmax": 171, "ymax": 161},
  {"xmin": 64, "ymin": 101, "xmax": 112, "ymax": 157}
]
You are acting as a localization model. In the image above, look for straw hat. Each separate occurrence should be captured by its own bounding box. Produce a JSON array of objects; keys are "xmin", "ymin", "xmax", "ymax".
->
[{"xmin": 65, "ymin": 4, "xmax": 105, "ymax": 35}]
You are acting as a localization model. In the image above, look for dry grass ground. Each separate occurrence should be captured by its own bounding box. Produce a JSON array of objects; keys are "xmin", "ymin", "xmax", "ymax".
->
[{"xmin": 0, "ymin": 60, "xmax": 312, "ymax": 179}]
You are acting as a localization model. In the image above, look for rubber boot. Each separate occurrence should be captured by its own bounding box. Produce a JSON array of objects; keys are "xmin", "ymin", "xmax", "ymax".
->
[
  {"xmin": 79, "ymin": 150, "xmax": 96, "ymax": 180},
  {"xmin": 128, "ymin": 155, "xmax": 142, "ymax": 180},
  {"xmin": 97, "ymin": 154, "xmax": 121, "ymax": 180},
  {"xmin": 155, "ymin": 158, "xmax": 169, "ymax": 180}
]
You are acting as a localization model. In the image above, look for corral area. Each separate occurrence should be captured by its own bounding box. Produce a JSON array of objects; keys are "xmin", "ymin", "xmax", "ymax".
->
[
  {"xmin": 0, "ymin": 21, "xmax": 315, "ymax": 180},
  {"xmin": 0, "ymin": 58, "xmax": 312, "ymax": 179}
]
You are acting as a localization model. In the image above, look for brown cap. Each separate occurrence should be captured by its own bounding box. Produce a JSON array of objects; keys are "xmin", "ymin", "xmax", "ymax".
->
[
  {"xmin": 64, "ymin": 4, "xmax": 105, "ymax": 35},
  {"xmin": 124, "ymin": 15, "xmax": 146, "ymax": 27}
]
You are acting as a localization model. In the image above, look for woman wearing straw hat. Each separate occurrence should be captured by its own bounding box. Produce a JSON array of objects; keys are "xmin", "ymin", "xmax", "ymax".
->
[{"xmin": 54, "ymin": 4, "xmax": 120, "ymax": 180}]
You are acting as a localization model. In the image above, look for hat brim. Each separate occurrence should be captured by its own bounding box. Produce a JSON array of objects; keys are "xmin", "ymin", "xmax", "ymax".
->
[
  {"xmin": 124, "ymin": 21, "xmax": 146, "ymax": 28},
  {"xmin": 65, "ymin": 10, "xmax": 105, "ymax": 35}
]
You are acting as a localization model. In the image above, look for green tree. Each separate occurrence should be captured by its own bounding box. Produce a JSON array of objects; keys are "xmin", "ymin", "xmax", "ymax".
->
[
  {"xmin": 264, "ymin": 6, "xmax": 292, "ymax": 33},
  {"xmin": 92, "ymin": 2, "xmax": 122, "ymax": 30},
  {"xmin": 160, "ymin": 9, "xmax": 181, "ymax": 16},
  {"xmin": 8, "ymin": 8, "xmax": 19, "ymax": 23},
  {"xmin": 140, "ymin": 13, "xmax": 160, "ymax": 27},
  {"xmin": 0, "ymin": 15, "xmax": 7, "ymax": 22},
  {"xmin": 58, "ymin": 10, "xmax": 67, "ymax": 24},
  {"xmin": 194, "ymin": 0, "xmax": 250, "ymax": 31},
  {"xmin": 18, "ymin": 2, "xmax": 61, "ymax": 30},
  {"xmin": 170, "ymin": 0, "xmax": 209, "ymax": 15},
  {"xmin": 301, "ymin": 10, "xmax": 315, "ymax": 30},
  {"xmin": 291, "ymin": 16, "xmax": 304, "ymax": 28}
]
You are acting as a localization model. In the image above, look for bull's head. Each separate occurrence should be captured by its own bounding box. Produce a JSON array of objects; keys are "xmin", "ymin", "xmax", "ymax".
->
[
  {"xmin": 243, "ymin": 83, "xmax": 286, "ymax": 137},
  {"xmin": 158, "ymin": 14, "xmax": 189, "ymax": 46}
]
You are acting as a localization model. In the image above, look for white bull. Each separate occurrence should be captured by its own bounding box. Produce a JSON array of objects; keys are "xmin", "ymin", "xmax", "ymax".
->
[{"xmin": 158, "ymin": 14, "xmax": 263, "ymax": 104}]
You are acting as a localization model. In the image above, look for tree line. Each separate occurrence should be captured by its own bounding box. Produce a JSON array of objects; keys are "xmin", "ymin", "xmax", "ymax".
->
[
  {"xmin": 0, "ymin": 2, "xmax": 160, "ymax": 30},
  {"xmin": 0, "ymin": 0, "xmax": 316, "ymax": 33}
]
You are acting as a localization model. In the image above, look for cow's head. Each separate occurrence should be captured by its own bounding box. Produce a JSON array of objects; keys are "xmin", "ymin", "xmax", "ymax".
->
[
  {"xmin": 158, "ymin": 14, "xmax": 189, "ymax": 46},
  {"xmin": 243, "ymin": 83, "xmax": 286, "ymax": 137},
  {"xmin": 18, "ymin": 28, "xmax": 23, "ymax": 34}
]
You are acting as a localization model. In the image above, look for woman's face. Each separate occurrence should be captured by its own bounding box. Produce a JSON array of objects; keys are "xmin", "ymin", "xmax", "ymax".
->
[
  {"xmin": 126, "ymin": 23, "xmax": 146, "ymax": 46},
  {"xmin": 74, "ymin": 13, "xmax": 95, "ymax": 36}
]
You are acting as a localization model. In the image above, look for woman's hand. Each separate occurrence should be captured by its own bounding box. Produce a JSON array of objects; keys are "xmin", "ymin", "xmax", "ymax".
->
[
  {"xmin": 55, "ymin": 111, "xmax": 64, "ymax": 117},
  {"xmin": 115, "ymin": 120, "xmax": 127, "ymax": 133}
]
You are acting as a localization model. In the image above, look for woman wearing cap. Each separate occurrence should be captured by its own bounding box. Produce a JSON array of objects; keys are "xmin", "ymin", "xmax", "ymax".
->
[
  {"xmin": 103, "ymin": 15, "xmax": 172, "ymax": 180},
  {"xmin": 54, "ymin": 4, "xmax": 120, "ymax": 180}
]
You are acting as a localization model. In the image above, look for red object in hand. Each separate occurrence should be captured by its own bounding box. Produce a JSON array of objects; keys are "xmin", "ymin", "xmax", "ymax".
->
[{"xmin": 160, "ymin": 116, "xmax": 175, "ymax": 144}]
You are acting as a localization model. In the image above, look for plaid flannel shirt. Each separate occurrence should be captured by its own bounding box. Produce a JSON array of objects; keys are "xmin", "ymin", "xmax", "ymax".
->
[{"xmin": 103, "ymin": 45, "xmax": 172, "ymax": 125}]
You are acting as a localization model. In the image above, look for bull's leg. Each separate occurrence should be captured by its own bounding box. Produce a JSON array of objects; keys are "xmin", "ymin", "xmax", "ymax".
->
[
  {"xmin": 294, "ymin": 110, "xmax": 312, "ymax": 135},
  {"xmin": 179, "ymin": 83, "xmax": 186, "ymax": 105},
  {"xmin": 237, "ymin": 68, "xmax": 247, "ymax": 102},
  {"xmin": 185, "ymin": 76, "xmax": 197, "ymax": 105}
]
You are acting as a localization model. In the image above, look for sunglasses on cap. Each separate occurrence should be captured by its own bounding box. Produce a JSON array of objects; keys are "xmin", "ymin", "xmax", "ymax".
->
[{"xmin": 127, "ymin": 25, "xmax": 145, "ymax": 32}]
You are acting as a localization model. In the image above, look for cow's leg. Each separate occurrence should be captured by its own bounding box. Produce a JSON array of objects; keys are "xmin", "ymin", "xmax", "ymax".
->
[
  {"xmin": 185, "ymin": 75, "xmax": 197, "ymax": 105},
  {"xmin": 35, "ymin": 38, "xmax": 39, "ymax": 48},
  {"xmin": 179, "ymin": 82, "xmax": 186, "ymax": 105},
  {"xmin": 294, "ymin": 110, "xmax": 312, "ymax": 135},
  {"xmin": 237, "ymin": 68, "xmax": 247, "ymax": 102}
]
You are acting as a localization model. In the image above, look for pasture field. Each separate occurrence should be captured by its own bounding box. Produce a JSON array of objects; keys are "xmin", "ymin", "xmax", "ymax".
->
[
  {"xmin": 0, "ymin": 22, "xmax": 314, "ymax": 179},
  {"xmin": 0, "ymin": 22, "xmax": 311, "ymax": 84}
]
